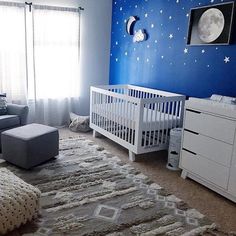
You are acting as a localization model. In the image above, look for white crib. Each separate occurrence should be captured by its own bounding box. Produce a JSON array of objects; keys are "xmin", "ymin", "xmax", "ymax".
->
[{"xmin": 90, "ymin": 85, "xmax": 185, "ymax": 161}]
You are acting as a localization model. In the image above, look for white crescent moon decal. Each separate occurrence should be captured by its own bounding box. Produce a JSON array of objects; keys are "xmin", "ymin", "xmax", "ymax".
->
[{"xmin": 126, "ymin": 16, "xmax": 138, "ymax": 35}]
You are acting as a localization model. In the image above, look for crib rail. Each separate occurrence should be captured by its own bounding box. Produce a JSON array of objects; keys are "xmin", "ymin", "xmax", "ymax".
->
[{"xmin": 95, "ymin": 84, "xmax": 183, "ymax": 99}]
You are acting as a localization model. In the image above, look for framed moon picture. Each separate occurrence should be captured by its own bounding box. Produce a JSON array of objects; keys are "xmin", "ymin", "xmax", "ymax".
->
[{"xmin": 187, "ymin": 1, "xmax": 235, "ymax": 45}]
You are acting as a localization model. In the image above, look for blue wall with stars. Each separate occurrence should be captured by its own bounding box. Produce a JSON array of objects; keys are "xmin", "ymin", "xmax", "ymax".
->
[{"xmin": 109, "ymin": 0, "xmax": 236, "ymax": 98}]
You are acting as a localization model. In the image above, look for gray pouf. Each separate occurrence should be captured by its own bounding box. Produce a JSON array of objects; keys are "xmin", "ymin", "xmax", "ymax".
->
[{"xmin": 1, "ymin": 123, "xmax": 59, "ymax": 169}]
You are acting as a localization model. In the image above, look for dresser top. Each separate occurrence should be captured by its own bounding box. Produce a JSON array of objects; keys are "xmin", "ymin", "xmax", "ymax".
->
[{"xmin": 186, "ymin": 98, "xmax": 236, "ymax": 119}]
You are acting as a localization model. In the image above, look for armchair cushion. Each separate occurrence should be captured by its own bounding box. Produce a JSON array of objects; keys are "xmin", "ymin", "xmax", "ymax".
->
[
  {"xmin": 0, "ymin": 115, "xmax": 20, "ymax": 130},
  {"xmin": 7, "ymin": 103, "xmax": 29, "ymax": 125}
]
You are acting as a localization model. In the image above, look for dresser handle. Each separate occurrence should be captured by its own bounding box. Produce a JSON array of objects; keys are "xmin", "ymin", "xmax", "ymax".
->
[
  {"xmin": 184, "ymin": 129, "xmax": 199, "ymax": 135},
  {"xmin": 186, "ymin": 108, "xmax": 201, "ymax": 114},
  {"xmin": 182, "ymin": 148, "xmax": 197, "ymax": 156}
]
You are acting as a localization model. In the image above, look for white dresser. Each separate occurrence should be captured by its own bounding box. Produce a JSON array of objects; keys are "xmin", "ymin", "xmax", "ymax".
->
[{"xmin": 180, "ymin": 98, "xmax": 236, "ymax": 202}]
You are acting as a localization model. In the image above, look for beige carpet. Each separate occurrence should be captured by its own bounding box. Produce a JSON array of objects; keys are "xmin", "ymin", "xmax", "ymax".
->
[{"xmin": 59, "ymin": 128, "xmax": 236, "ymax": 234}]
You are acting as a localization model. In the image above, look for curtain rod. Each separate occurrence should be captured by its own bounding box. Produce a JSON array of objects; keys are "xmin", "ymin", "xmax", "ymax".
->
[{"xmin": 24, "ymin": 2, "xmax": 84, "ymax": 12}]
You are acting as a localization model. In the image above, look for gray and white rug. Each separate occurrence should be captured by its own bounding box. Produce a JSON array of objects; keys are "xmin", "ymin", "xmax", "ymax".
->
[{"xmin": 1, "ymin": 137, "xmax": 219, "ymax": 236}]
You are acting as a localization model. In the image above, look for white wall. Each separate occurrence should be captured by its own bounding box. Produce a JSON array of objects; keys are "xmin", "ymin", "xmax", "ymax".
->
[{"xmin": 4, "ymin": 0, "xmax": 112, "ymax": 115}]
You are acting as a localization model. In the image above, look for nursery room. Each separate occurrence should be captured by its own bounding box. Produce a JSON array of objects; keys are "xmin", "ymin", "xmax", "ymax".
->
[{"xmin": 0, "ymin": 0, "xmax": 236, "ymax": 235}]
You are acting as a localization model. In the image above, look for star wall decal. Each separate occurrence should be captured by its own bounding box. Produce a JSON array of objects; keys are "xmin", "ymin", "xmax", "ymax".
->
[
  {"xmin": 169, "ymin": 34, "xmax": 173, "ymax": 39},
  {"xmin": 224, "ymin": 56, "xmax": 230, "ymax": 63},
  {"xmin": 184, "ymin": 48, "xmax": 188, "ymax": 53}
]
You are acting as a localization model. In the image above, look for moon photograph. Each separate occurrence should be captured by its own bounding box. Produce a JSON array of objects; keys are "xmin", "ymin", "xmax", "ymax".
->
[
  {"xmin": 198, "ymin": 8, "xmax": 225, "ymax": 43},
  {"xmin": 187, "ymin": 2, "xmax": 234, "ymax": 45}
]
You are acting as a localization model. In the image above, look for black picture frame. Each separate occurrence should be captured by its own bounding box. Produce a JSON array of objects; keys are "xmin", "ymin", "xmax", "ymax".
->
[{"xmin": 187, "ymin": 2, "xmax": 235, "ymax": 45}]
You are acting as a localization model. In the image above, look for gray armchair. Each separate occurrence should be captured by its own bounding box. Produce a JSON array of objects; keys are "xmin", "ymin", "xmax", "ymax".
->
[{"xmin": 0, "ymin": 103, "xmax": 29, "ymax": 150}]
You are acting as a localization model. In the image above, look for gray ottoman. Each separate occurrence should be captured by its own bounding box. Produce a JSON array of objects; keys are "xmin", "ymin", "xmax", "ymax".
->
[{"xmin": 1, "ymin": 123, "xmax": 59, "ymax": 169}]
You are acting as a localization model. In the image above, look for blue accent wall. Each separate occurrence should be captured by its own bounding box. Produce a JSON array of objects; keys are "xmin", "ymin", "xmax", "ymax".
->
[{"xmin": 109, "ymin": 0, "xmax": 236, "ymax": 98}]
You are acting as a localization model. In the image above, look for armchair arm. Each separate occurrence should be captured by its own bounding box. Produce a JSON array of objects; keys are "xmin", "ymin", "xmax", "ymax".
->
[{"xmin": 7, "ymin": 103, "xmax": 29, "ymax": 125}]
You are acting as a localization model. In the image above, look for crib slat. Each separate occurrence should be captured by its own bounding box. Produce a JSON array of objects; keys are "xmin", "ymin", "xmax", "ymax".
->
[
  {"xmin": 170, "ymin": 101, "xmax": 174, "ymax": 130},
  {"xmin": 124, "ymin": 101, "xmax": 128, "ymax": 142},
  {"xmin": 153, "ymin": 102, "xmax": 158, "ymax": 146},
  {"xmin": 131, "ymin": 102, "xmax": 135, "ymax": 145},
  {"xmin": 95, "ymin": 92, "xmax": 97, "ymax": 126},
  {"xmin": 148, "ymin": 103, "xmax": 154, "ymax": 146},
  {"xmin": 113, "ymin": 96, "xmax": 116, "ymax": 134},
  {"xmin": 156, "ymin": 102, "xmax": 163, "ymax": 146},
  {"xmin": 177, "ymin": 101, "xmax": 181, "ymax": 126},
  {"xmin": 143, "ymin": 103, "xmax": 149, "ymax": 147},
  {"xmin": 160, "ymin": 102, "xmax": 166, "ymax": 144},
  {"xmin": 118, "ymin": 98, "xmax": 121, "ymax": 138},
  {"xmin": 165, "ymin": 101, "xmax": 170, "ymax": 143}
]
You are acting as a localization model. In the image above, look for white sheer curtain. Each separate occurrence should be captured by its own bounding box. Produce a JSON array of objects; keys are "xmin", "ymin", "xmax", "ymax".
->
[
  {"xmin": 28, "ymin": 6, "xmax": 80, "ymax": 126},
  {"xmin": 0, "ymin": 3, "xmax": 27, "ymax": 104}
]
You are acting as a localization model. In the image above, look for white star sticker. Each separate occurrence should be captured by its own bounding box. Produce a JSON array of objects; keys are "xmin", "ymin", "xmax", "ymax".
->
[
  {"xmin": 125, "ymin": 52, "xmax": 128, "ymax": 56},
  {"xmin": 201, "ymin": 49, "xmax": 205, "ymax": 54},
  {"xmin": 145, "ymin": 13, "xmax": 148, "ymax": 17},
  {"xmin": 151, "ymin": 24, "xmax": 154, "ymax": 28},
  {"xmin": 169, "ymin": 16, "xmax": 172, "ymax": 20},
  {"xmin": 169, "ymin": 34, "xmax": 173, "ymax": 39},
  {"xmin": 224, "ymin": 56, "xmax": 230, "ymax": 63},
  {"xmin": 184, "ymin": 48, "xmax": 188, "ymax": 54},
  {"xmin": 160, "ymin": 10, "xmax": 163, "ymax": 14}
]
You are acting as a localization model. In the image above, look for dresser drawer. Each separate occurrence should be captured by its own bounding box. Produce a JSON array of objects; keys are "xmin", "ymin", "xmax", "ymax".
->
[
  {"xmin": 184, "ymin": 109, "xmax": 235, "ymax": 144},
  {"xmin": 183, "ymin": 131, "xmax": 233, "ymax": 167},
  {"xmin": 181, "ymin": 149, "xmax": 229, "ymax": 189}
]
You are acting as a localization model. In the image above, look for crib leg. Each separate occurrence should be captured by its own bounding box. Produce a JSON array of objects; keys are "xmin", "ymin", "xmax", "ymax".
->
[
  {"xmin": 93, "ymin": 130, "xmax": 101, "ymax": 138},
  {"xmin": 129, "ymin": 151, "xmax": 136, "ymax": 162}
]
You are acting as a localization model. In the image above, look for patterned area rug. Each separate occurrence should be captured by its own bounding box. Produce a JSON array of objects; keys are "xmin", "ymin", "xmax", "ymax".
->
[{"xmin": 0, "ymin": 137, "xmax": 220, "ymax": 236}]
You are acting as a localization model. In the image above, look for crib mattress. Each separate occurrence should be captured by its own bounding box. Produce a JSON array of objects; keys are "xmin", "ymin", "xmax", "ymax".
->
[{"xmin": 92, "ymin": 103, "xmax": 180, "ymax": 129}]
